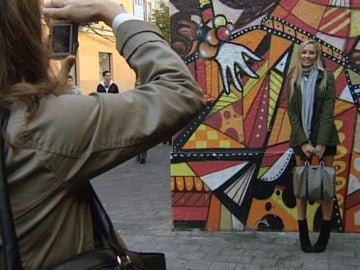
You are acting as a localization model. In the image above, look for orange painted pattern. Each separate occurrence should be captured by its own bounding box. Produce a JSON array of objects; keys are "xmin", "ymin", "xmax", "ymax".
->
[{"xmin": 183, "ymin": 124, "xmax": 245, "ymax": 149}]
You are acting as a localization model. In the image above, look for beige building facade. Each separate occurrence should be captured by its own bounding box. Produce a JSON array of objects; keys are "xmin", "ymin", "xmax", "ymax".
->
[
  {"xmin": 74, "ymin": 27, "xmax": 134, "ymax": 94},
  {"xmin": 52, "ymin": 0, "xmax": 167, "ymax": 94},
  {"xmin": 66, "ymin": 0, "xmax": 137, "ymax": 94}
]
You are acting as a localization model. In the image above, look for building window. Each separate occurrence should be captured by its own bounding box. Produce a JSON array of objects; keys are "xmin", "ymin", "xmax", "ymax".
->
[{"xmin": 99, "ymin": 52, "xmax": 111, "ymax": 80}]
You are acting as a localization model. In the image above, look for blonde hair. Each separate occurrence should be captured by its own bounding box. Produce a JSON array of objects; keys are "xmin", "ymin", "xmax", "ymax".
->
[{"xmin": 289, "ymin": 39, "xmax": 327, "ymax": 99}]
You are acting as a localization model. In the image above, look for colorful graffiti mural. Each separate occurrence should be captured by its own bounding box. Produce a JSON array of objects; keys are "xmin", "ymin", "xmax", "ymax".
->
[{"xmin": 169, "ymin": 0, "xmax": 360, "ymax": 233}]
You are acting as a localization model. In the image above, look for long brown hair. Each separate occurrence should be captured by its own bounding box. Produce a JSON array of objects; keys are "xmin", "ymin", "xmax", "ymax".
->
[
  {"xmin": 0, "ymin": 0, "xmax": 55, "ymax": 112},
  {"xmin": 289, "ymin": 39, "xmax": 327, "ymax": 99}
]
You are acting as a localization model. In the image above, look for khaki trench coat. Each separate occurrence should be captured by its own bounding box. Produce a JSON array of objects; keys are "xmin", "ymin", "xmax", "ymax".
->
[{"xmin": 0, "ymin": 20, "xmax": 204, "ymax": 269}]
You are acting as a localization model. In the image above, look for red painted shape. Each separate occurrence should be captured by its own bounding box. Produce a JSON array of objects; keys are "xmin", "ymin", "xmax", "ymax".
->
[
  {"xmin": 261, "ymin": 143, "xmax": 290, "ymax": 167},
  {"xmin": 202, "ymin": 8, "xmax": 214, "ymax": 24},
  {"xmin": 345, "ymin": 190, "xmax": 360, "ymax": 209},
  {"xmin": 279, "ymin": 0, "xmax": 300, "ymax": 10},
  {"xmin": 246, "ymin": 76, "xmax": 269, "ymax": 148},
  {"xmin": 172, "ymin": 191, "xmax": 211, "ymax": 207},
  {"xmin": 188, "ymin": 160, "xmax": 244, "ymax": 176},
  {"xmin": 196, "ymin": 59, "xmax": 207, "ymax": 96},
  {"xmin": 172, "ymin": 206, "xmax": 209, "ymax": 221}
]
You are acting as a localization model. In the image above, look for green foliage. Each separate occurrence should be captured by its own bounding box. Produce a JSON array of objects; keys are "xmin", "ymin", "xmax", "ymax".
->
[{"xmin": 153, "ymin": 1, "xmax": 170, "ymax": 42}]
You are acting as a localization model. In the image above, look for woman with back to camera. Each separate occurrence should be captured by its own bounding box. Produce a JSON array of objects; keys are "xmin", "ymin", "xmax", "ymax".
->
[
  {"xmin": 287, "ymin": 39, "xmax": 339, "ymax": 253},
  {"xmin": 0, "ymin": 0, "xmax": 204, "ymax": 269}
]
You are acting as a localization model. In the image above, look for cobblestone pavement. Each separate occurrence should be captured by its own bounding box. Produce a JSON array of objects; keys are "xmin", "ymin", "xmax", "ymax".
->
[{"xmin": 92, "ymin": 143, "xmax": 360, "ymax": 270}]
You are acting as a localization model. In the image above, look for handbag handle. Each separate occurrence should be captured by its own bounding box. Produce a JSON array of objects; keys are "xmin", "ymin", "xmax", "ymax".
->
[
  {"xmin": 0, "ymin": 110, "xmax": 23, "ymax": 270},
  {"xmin": 89, "ymin": 187, "xmax": 131, "ymax": 264}
]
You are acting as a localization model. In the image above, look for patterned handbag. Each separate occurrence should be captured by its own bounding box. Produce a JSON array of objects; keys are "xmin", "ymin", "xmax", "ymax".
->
[{"xmin": 293, "ymin": 161, "xmax": 336, "ymax": 201}]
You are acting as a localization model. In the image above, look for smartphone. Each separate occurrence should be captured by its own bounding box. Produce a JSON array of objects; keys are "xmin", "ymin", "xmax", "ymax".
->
[{"xmin": 49, "ymin": 21, "xmax": 79, "ymax": 59}]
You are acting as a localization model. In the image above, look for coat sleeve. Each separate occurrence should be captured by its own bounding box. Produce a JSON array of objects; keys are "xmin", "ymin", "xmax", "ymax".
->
[
  {"xmin": 316, "ymin": 71, "xmax": 336, "ymax": 145},
  {"xmin": 287, "ymin": 82, "xmax": 308, "ymax": 146},
  {"xmin": 23, "ymin": 20, "xmax": 204, "ymax": 183}
]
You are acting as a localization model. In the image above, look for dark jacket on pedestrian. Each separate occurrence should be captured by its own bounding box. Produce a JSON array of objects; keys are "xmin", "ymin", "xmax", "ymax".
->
[{"xmin": 96, "ymin": 81, "xmax": 119, "ymax": 93}]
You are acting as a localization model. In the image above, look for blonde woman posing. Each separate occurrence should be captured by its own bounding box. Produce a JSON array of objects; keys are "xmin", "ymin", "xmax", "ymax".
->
[
  {"xmin": 287, "ymin": 39, "xmax": 339, "ymax": 253},
  {"xmin": 0, "ymin": 0, "xmax": 204, "ymax": 268}
]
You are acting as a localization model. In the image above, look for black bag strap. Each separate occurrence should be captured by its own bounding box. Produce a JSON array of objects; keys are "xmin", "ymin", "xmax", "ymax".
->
[
  {"xmin": 319, "ymin": 161, "xmax": 325, "ymax": 200},
  {"xmin": 89, "ymin": 186, "xmax": 131, "ymax": 265},
  {"xmin": 304, "ymin": 161, "xmax": 309, "ymax": 200},
  {"xmin": 0, "ymin": 110, "xmax": 23, "ymax": 270}
]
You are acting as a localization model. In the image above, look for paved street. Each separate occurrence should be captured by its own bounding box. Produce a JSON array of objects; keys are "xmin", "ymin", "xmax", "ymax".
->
[{"xmin": 92, "ymin": 143, "xmax": 360, "ymax": 270}]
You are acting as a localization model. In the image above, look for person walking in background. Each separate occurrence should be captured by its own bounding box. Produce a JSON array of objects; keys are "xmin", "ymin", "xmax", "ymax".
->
[
  {"xmin": 0, "ymin": 0, "xmax": 204, "ymax": 268},
  {"xmin": 162, "ymin": 137, "xmax": 172, "ymax": 145},
  {"xmin": 287, "ymin": 39, "xmax": 339, "ymax": 253},
  {"xmin": 66, "ymin": 75, "xmax": 82, "ymax": 95},
  {"xmin": 136, "ymin": 151, "xmax": 147, "ymax": 164},
  {"xmin": 97, "ymin": 70, "xmax": 119, "ymax": 93}
]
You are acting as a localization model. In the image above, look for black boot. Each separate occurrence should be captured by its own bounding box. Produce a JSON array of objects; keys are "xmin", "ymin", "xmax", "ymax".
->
[
  {"xmin": 298, "ymin": 219, "xmax": 312, "ymax": 253},
  {"xmin": 312, "ymin": 220, "xmax": 331, "ymax": 252}
]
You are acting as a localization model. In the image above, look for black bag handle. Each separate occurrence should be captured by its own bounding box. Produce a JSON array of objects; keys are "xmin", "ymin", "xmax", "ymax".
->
[
  {"xmin": 304, "ymin": 161, "xmax": 309, "ymax": 200},
  {"xmin": 0, "ymin": 110, "xmax": 23, "ymax": 270},
  {"xmin": 89, "ymin": 186, "xmax": 131, "ymax": 264},
  {"xmin": 0, "ymin": 110, "xmax": 130, "ymax": 269}
]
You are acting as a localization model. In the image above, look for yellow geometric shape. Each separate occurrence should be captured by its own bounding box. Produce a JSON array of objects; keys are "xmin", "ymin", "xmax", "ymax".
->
[
  {"xmin": 210, "ymin": 92, "xmax": 241, "ymax": 115},
  {"xmin": 353, "ymin": 115, "xmax": 360, "ymax": 153},
  {"xmin": 184, "ymin": 124, "xmax": 245, "ymax": 149},
  {"xmin": 243, "ymin": 63, "xmax": 268, "ymax": 98},
  {"xmin": 220, "ymin": 204, "xmax": 232, "ymax": 230},
  {"xmin": 196, "ymin": 141, "xmax": 208, "ymax": 148},
  {"xmin": 219, "ymin": 140, "xmax": 231, "ymax": 148},
  {"xmin": 243, "ymin": 71, "xmax": 267, "ymax": 118},
  {"xmin": 333, "ymin": 65, "xmax": 344, "ymax": 79},
  {"xmin": 268, "ymin": 70, "xmax": 283, "ymax": 128},
  {"xmin": 348, "ymin": 69, "xmax": 360, "ymax": 85},
  {"xmin": 321, "ymin": 8, "xmax": 350, "ymax": 35},
  {"xmin": 272, "ymin": 187, "xmax": 320, "ymax": 231},
  {"xmin": 246, "ymin": 187, "xmax": 321, "ymax": 231},
  {"xmin": 170, "ymin": 162, "xmax": 195, "ymax": 176},
  {"xmin": 246, "ymin": 194, "xmax": 297, "ymax": 231},
  {"xmin": 207, "ymin": 130, "xmax": 218, "ymax": 140},
  {"xmin": 257, "ymin": 167, "xmax": 269, "ymax": 179},
  {"xmin": 350, "ymin": 9, "xmax": 360, "ymax": 37}
]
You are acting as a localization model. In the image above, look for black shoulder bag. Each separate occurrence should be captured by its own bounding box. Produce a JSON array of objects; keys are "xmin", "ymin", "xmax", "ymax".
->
[{"xmin": 0, "ymin": 111, "xmax": 166, "ymax": 270}]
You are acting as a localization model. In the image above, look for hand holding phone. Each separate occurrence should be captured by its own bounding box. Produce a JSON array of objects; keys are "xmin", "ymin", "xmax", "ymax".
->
[{"xmin": 49, "ymin": 20, "xmax": 79, "ymax": 59}]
